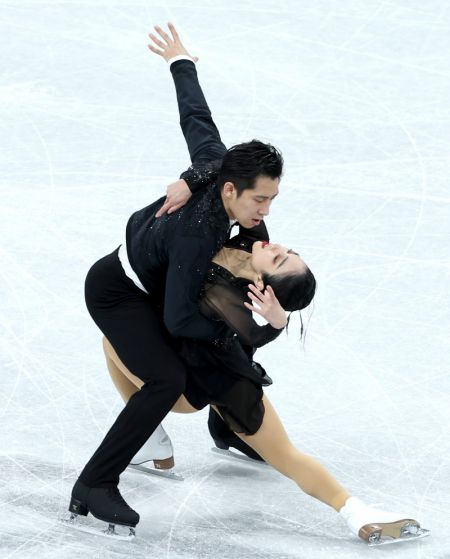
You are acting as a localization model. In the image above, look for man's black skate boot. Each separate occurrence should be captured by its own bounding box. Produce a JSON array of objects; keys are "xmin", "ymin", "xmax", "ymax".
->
[
  {"xmin": 69, "ymin": 479, "xmax": 139, "ymax": 527},
  {"xmin": 208, "ymin": 408, "xmax": 265, "ymax": 462}
]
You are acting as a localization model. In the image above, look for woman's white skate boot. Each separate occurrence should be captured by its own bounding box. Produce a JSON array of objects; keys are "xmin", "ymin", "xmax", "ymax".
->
[
  {"xmin": 339, "ymin": 497, "xmax": 430, "ymax": 546},
  {"xmin": 128, "ymin": 424, "xmax": 183, "ymax": 481}
]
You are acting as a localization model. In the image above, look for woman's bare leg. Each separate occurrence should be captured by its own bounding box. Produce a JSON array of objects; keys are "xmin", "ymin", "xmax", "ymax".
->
[
  {"xmin": 214, "ymin": 395, "xmax": 350, "ymax": 512},
  {"xmin": 103, "ymin": 336, "xmax": 198, "ymax": 413},
  {"xmin": 103, "ymin": 336, "xmax": 143, "ymax": 401}
]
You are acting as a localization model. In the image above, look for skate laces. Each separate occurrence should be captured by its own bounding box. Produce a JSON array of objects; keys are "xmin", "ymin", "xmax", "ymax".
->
[{"xmin": 107, "ymin": 487, "xmax": 132, "ymax": 510}]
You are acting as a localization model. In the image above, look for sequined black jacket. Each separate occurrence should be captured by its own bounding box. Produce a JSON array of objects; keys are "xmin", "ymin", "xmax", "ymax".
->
[
  {"xmin": 125, "ymin": 58, "xmax": 271, "ymax": 340},
  {"xmin": 126, "ymin": 180, "xmax": 274, "ymax": 341},
  {"xmin": 126, "ymin": 182, "xmax": 224, "ymax": 338}
]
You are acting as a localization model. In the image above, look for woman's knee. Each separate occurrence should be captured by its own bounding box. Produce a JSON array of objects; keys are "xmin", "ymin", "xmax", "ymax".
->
[
  {"xmin": 171, "ymin": 394, "xmax": 199, "ymax": 414},
  {"xmin": 242, "ymin": 425, "xmax": 298, "ymax": 462}
]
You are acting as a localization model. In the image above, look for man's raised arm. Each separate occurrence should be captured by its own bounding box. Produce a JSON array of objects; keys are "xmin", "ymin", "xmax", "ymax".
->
[{"xmin": 148, "ymin": 23, "xmax": 226, "ymax": 164}]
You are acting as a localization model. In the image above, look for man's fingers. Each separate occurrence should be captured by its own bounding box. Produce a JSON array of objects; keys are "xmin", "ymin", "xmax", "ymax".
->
[
  {"xmin": 168, "ymin": 22, "xmax": 180, "ymax": 42},
  {"xmin": 149, "ymin": 33, "xmax": 166, "ymax": 49},
  {"xmin": 154, "ymin": 25, "xmax": 172, "ymax": 44}
]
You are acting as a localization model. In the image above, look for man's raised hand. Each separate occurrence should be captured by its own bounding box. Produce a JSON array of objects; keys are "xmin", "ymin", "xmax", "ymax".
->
[{"xmin": 148, "ymin": 22, "xmax": 199, "ymax": 63}]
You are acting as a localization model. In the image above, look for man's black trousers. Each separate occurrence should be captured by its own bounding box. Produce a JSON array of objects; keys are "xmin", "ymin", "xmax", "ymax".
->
[
  {"xmin": 78, "ymin": 59, "xmax": 227, "ymax": 487},
  {"xmin": 78, "ymin": 247, "xmax": 187, "ymax": 487}
]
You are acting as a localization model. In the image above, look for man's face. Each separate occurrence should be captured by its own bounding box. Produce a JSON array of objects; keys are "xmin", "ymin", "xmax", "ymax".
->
[{"xmin": 222, "ymin": 175, "xmax": 280, "ymax": 229}]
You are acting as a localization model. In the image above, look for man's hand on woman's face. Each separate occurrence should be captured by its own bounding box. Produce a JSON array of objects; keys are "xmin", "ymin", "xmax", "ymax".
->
[{"xmin": 148, "ymin": 22, "xmax": 199, "ymax": 63}]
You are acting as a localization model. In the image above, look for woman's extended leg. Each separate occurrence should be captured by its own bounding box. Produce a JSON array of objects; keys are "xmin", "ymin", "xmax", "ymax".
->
[
  {"xmin": 215, "ymin": 395, "xmax": 350, "ymax": 512},
  {"xmin": 216, "ymin": 396, "xmax": 427, "ymax": 543},
  {"xmin": 105, "ymin": 336, "xmax": 346, "ymax": 506}
]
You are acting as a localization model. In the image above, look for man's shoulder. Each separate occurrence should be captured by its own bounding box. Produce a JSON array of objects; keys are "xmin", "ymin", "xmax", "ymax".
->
[
  {"xmin": 164, "ymin": 192, "xmax": 229, "ymax": 261},
  {"xmin": 171, "ymin": 184, "xmax": 228, "ymax": 237}
]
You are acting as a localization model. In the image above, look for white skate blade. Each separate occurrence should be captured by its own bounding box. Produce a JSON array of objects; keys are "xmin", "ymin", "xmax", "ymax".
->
[
  {"xmin": 367, "ymin": 527, "xmax": 430, "ymax": 546},
  {"xmin": 60, "ymin": 513, "xmax": 136, "ymax": 541},
  {"xmin": 127, "ymin": 463, "xmax": 184, "ymax": 481},
  {"xmin": 211, "ymin": 447, "xmax": 269, "ymax": 467}
]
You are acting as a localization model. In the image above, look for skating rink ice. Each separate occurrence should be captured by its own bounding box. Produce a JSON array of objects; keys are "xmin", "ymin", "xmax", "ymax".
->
[{"xmin": 1, "ymin": 1, "xmax": 449, "ymax": 557}]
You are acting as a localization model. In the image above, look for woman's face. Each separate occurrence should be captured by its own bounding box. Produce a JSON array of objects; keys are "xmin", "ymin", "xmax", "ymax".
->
[{"xmin": 251, "ymin": 241, "xmax": 307, "ymax": 277}]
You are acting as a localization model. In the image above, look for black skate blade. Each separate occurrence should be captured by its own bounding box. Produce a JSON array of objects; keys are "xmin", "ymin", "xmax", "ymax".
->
[
  {"xmin": 368, "ymin": 527, "xmax": 430, "ymax": 546},
  {"xmin": 127, "ymin": 463, "xmax": 184, "ymax": 481},
  {"xmin": 211, "ymin": 447, "xmax": 269, "ymax": 468},
  {"xmin": 60, "ymin": 513, "xmax": 136, "ymax": 541}
]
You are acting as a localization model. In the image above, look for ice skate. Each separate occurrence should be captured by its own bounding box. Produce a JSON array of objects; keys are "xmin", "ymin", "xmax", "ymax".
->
[
  {"xmin": 340, "ymin": 497, "xmax": 430, "ymax": 546},
  {"xmin": 62, "ymin": 479, "xmax": 139, "ymax": 540},
  {"xmin": 211, "ymin": 445, "xmax": 269, "ymax": 467},
  {"xmin": 127, "ymin": 423, "xmax": 183, "ymax": 481},
  {"xmin": 208, "ymin": 408, "xmax": 267, "ymax": 467}
]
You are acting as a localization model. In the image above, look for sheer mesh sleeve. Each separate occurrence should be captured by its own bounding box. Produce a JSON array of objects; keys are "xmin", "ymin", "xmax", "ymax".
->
[{"xmin": 200, "ymin": 283, "xmax": 283, "ymax": 348}]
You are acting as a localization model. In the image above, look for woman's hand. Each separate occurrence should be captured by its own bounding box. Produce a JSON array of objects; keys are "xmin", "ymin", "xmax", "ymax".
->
[
  {"xmin": 155, "ymin": 179, "xmax": 192, "ymax": 217},
  {"xmin": 244, "ymin": 284, "xmax": 287, "ymax": 329},
  {"xmin": 148, "ymin": 22, "xmax": 199, "ymax": 63}
]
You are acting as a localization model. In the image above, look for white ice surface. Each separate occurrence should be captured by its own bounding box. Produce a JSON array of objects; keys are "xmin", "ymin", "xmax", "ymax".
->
[{"xmin": 1, "ymin": 1, "xmax": 449, "ymax": 558}]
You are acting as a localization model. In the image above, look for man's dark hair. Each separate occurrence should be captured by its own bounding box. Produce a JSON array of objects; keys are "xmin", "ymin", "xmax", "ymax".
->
[
  {"xmin": 262, "ymin": 267, "xmax": 316, "ymax": 312},
  {"xmin": 217, "ymin": 139, "xmax": 284, "ymax": 196}
]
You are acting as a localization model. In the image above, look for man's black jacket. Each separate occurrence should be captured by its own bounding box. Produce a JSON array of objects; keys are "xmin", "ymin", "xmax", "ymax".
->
[{"xmin": 126, "ymin": 60, "xmax": 269, "ymax": 340}]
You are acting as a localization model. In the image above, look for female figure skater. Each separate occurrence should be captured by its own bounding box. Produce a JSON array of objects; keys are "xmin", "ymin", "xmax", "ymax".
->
[{"xmin": 102, "ymin": 214, "xmax": 427, "ymax": 545}]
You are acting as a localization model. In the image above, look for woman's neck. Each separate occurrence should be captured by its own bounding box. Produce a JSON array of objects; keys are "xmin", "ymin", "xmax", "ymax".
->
[{"xmin": 212, "ymin": 247, "xmax": 255, "ymax": 280}]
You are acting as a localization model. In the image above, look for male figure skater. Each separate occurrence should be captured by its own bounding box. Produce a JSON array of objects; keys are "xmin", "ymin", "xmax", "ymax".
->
[
  {"xmin": 134, "ymin": 23, "xmax": 271, "ymax": 467},
  {"xmin": 69, "ymin": 23, "xmax": 283, "ymax": 533}
]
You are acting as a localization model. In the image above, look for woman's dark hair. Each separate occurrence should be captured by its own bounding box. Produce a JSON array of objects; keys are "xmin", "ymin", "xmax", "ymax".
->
[
  {"xmin": 217, "ymin": 139, "xmax": 283, "ymax": 196},
  {"xmin": 262, "ymin": 267, "xmax": 316, "ymax": 312}
]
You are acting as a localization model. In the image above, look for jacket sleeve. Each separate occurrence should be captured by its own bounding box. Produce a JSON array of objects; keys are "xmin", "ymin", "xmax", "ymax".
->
[
  {"xmin": 170, "ymin": 60, "xmax": 227, "ymax": 180},
  {"xmin": 200, "ymin": 283, "xmax": 284, "ymax": 348},
  {"xmin": 163, "ymin": 235, "xmax": 225, "ymax": 339},
  {"xmin": 179, "ymin": 159, "xmax": 222, "ymax": 194}
]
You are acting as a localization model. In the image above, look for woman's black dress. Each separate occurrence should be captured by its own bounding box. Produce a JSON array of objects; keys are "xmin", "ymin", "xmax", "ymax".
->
[{"xmin": 180, "ymin": 235, "xmax": 284, "ymax": 436}]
